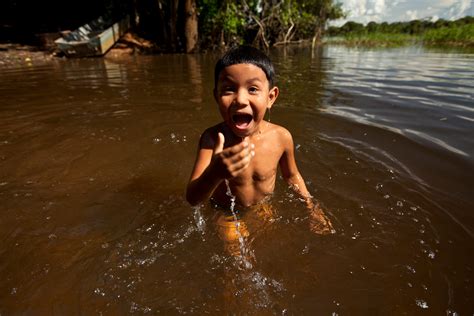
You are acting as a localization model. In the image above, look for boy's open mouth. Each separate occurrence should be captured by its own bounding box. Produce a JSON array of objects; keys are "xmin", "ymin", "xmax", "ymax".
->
[{"xmin": 232, "ymin": 113, "xmax": 253, "ymax": 129}]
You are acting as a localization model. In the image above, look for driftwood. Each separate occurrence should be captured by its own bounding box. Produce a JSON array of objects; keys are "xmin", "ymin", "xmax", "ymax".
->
[{"xmin": 119, "ymin": 32, "xmax": 153, "ymax": 49}]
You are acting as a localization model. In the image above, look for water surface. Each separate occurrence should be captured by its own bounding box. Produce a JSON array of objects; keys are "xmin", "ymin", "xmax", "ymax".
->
[{"xmin": 0, "ymin": 45, "xmax": 473, "ymax": 314}]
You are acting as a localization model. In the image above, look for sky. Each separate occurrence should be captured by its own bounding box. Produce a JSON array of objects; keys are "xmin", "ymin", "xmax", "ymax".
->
[{"xmin": 332, "ymin": 0, "xmax": 474, "ymax": 26}]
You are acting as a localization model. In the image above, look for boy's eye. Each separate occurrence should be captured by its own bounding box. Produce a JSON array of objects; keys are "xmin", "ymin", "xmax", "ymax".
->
[
  {"xmin": 222, "ymin": 86, "xmax": 235, "ymax": 93},
  {"xmin": 249, "ymin": 87, "xmax": 259, "ymax": 93}
]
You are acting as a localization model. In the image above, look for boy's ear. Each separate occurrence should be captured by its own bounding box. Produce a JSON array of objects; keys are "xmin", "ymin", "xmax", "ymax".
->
[{"xmin": 267, "ymin": 86, "xmax": 279, "ymax": 109}]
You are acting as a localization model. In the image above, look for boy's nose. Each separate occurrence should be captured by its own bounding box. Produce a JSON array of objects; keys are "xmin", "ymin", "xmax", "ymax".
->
[{"xmin": 235, "ymin": 89, "xmax": 249, "ymax": 106}]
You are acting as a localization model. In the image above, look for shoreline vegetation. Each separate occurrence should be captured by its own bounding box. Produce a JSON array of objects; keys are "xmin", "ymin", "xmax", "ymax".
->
[
  {"xmin": 324, "ymin": 16, "xmax": 474, "ymax": 47},
  {"xmin": 0, "ymin": 0, "xmax": 472, "ymax": 64}
]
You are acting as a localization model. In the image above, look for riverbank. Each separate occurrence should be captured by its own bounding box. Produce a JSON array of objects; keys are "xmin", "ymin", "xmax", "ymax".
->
[
  {"xmin": 0, "ymin": 41, "xmax": 139, "ymax": 68},
  {"xmin": 324, "ymin": 33, "xmax": 416, "ymax": 47},
  {"xmin": 2, "ymin": 25, "xmax": 473, "ymax": 68},
  {"xmin": 0, "ymin": 43, "xmax": 53, "ymax": 67},
  {"xmin": 325, "ymin": 23, "xmax": 474, "ymax": 47}
]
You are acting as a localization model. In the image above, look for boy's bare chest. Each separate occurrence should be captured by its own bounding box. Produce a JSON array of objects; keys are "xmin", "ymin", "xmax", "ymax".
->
[{"xmin": 233, "ymin": 143, "xmax": 282, "ymax": 185}]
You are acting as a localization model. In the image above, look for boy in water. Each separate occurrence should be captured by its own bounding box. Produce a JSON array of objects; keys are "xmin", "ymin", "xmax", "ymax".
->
[{"xmin": 186, "ymin": 46, "xmax": 333, "ymax": 250}]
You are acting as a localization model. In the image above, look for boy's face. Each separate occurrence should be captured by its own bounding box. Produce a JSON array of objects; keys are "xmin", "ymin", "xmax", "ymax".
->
[{"xmin": 214, "ymin": 63, "xmax": 279, "ymax": 138}]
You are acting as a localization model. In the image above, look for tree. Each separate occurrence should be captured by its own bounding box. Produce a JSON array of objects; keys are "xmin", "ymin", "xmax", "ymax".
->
[
  {"xmin": 184, "ymin": 0, "xmax": 198, "ymax": 52},
  {"xmin": 197, "ymin": 0, "xmax": 346, "ymax": 49},
  {"xmin": 340, "ymin": 21, "xmax": 364, "ymax": 34},
  {"xmin": 295, "ymin": 0, "xmax": 344, "ymax": 46},
  {"xmin": 367, "ymin": 21, "xmax": 379, "ymax": 33}
]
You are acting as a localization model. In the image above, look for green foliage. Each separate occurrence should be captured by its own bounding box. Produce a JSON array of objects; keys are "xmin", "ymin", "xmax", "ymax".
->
[
  {"xmin": 219, "ymin": 3, "xmax": 246, "ymax": 36},
  {"xmin": 326, "ymin": 16, "xmax": 474, "ymax": 46},
  {"xmin": 198, "ymin": 0, "xmax": 247, "ymax": 47},
  {"xmin": 197, "ymin": 0, "xmax": 347, "ymax": 48},
  {"xmin": 294, "ymin": 11, "xmax": 318, "ymax": 38},
  {"xmin": 326, "ymin": 33, "xmax": 416, "ymax": 46},
  {"xmin": 423, "ymin": 23, "xmax": 474, "ymax": 45},
  {"xmin": 197, "ymin": 0, "xmax": 221, "ymax": 42},
  {"xmin": 340, "ymin": 21, "xmax": 365, "ymax": 34}
]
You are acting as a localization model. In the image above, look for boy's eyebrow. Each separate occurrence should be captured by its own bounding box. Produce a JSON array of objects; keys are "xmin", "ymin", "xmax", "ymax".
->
[
  {"xmin": 246, "ymin": 77, "xmax": 264, "ymax": 84},
  {"xmin": 219, "ymin": 76, "xmax": 263, "ymax": 83},
  {"xmin": 218, "ymin": 75, "xmax": 265, "ymax": 87}
]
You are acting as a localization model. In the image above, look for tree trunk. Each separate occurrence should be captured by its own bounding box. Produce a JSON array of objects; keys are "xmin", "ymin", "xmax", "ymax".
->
[
  {"xmin": 169, "ymin": 0, "xmax": 179, "ymax": 51},
  {"xmin": 184, "ymin": 0, "xmax": 198, "ymax": 53},
  {"xmin": 312, "ymin": 6, "xmax": 327, "ymax": 49}
]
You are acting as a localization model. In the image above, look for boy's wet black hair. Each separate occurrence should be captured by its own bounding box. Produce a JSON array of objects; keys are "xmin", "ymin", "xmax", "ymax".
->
[{"xmin": 214, "ymin": 45, "xmax": 275, "ymax": 89}]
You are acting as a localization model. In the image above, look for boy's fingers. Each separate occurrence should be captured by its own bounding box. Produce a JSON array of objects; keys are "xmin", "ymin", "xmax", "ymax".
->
[
  {"xmin": 229, "ymin": 153, "xmax": 252, "ymax": 174},
  {"xmin": 214, "ymin": 132, "xmax": 225, "ymax": 154},
  {"xmin": 223, "ymin": 141, "xmax": 255, "ymax": 158},
  {"xmin": 221, "ymin": 142, "xmax": 245, "ymax": 157},
  {"xmin": 227, "ymin": 146, "xmax": 254, "ymax": 164}
]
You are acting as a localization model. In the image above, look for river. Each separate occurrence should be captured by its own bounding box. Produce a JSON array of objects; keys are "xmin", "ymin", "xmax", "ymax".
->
[{"xmin": 0, "ymin": 45, "xmax": 473, "ymax": 314}]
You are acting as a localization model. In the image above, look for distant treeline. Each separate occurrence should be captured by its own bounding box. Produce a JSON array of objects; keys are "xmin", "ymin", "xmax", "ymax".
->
[
  {"xmin": 327, "ymin": 16, "xmax": 474, "ymax": 36},
  {"xmin": 325, "ymin": 16, "xmax": 474, "ymax": 46}
]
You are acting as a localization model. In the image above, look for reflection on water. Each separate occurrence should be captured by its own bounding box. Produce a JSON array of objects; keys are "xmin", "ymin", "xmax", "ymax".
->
[
  {"xmin": 0, "ymin": 46, "xmax": 473, "ymax": 314},
  {"xmin": 323, "ymin": 46, "xmax": 473, "ymax": 158}
]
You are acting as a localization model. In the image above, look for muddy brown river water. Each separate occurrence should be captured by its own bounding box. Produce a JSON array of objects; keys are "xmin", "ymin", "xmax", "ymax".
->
[{"xmin": 0, "ymin": 45, "xmax": 473, "ymax": 314}]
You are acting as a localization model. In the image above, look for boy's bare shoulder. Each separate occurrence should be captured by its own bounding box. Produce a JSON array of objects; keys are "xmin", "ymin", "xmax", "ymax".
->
[
  {"xmin": 199, "ymin": 122, "xmax": 224, "ymax": 149},
  {"xmin": 265, "ymin": 122, "xmax": 293, "ymax": 142}
]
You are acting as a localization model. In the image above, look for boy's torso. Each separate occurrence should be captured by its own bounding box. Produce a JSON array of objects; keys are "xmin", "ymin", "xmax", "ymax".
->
[{"xmin": 209, "ymin": 121, "xmax": 285, "ymax": 208}]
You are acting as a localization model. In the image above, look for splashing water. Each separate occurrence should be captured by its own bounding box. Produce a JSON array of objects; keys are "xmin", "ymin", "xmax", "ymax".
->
[
  {"xmin": 192, "ymin": 205, "xmax": 206, "ymax": 234},
  {"xmin": 225, "ymin": 179, "xmax": 253, "ymax": 269}
]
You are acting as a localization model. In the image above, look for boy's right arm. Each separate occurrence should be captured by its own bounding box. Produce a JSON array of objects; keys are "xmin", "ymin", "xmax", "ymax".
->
[
  {"xmin": 186, "ymin": 147, "xmax": 221, "ymax": 206},
  {"xmin": 186, "ymin": 131, "xmax": 254, "ymax": 206}
]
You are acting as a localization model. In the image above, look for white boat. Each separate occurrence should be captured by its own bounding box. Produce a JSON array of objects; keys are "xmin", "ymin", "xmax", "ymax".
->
[{"xmin": 55, "ymin": 15, "xmax": 130, "ymax": 57}]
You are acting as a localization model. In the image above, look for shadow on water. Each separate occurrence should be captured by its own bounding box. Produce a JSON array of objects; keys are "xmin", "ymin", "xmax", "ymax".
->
[{"xmin": 0, "ymin": 45, "xmax": 473, "ymax": 314}]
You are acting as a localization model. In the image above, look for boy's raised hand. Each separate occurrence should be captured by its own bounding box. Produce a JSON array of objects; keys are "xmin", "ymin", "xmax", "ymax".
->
[{"xmin": 211, "ymin": 132, "xmax": 254, "ymax": 179}]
